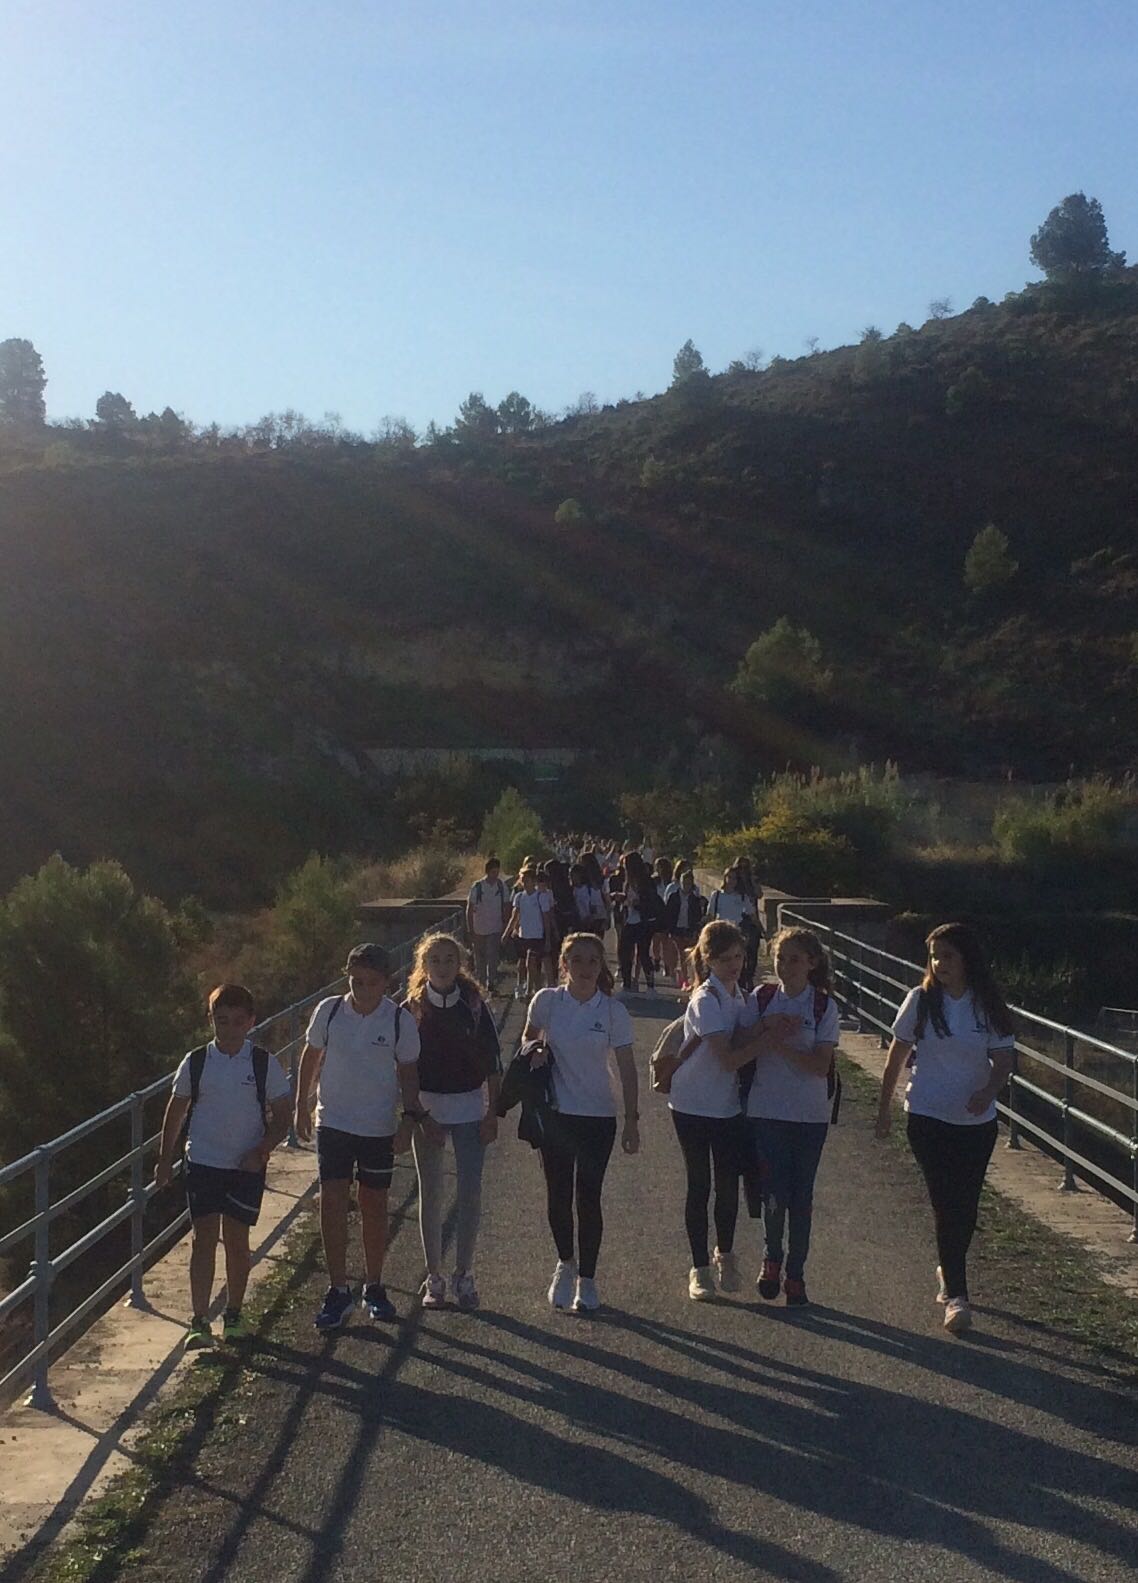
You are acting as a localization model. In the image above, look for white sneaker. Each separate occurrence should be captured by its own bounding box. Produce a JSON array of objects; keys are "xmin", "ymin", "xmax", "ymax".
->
[
  {"xmin": 943, "ymin": 1297, "xmax": 972, "ymax": 1334},
  {"xmin": 713, "ymin": 1247, "xmax": 741, "ymax": 1293},
  {"xmin": 547, "ymin": 1259, "xmax": 577, "ymax": 1309},
  {"xmin": 689, "ymin": 1266, "xmax": 716, "ymax": 1301},
  {"xmin": 452, "ymin": 1271, "xmax": 479, "ymax": 1311},
  {"xmin": 514, "ymin": 985, "xmax": 527, "ymax": 1001},
  {"xmin": 421, "ymin": 1274, "xmax": 447, "ymax": 1309},
  {"xmin": 935, "ymin": 1266, "xmax": 948, "ymax": 1305},
  {"xmin": 573, "ymin": 1276, "xmax": 600, "ymax": 1313}
]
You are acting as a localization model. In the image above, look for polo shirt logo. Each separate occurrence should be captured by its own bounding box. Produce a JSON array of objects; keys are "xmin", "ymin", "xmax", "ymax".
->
[{"xmin": 592, "ymin": 1022, "xmax": 605, "ymax": 1032}]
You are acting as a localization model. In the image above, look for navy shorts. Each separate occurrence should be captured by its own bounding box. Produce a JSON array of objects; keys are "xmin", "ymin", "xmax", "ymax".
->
[
  {"xmin": 316, "ymin": 1126, "xmax": 395, "ymax": 1189},
  {"xmin": 185, "ymin": 1163, "xmax": 266, "ymax": 1227}
]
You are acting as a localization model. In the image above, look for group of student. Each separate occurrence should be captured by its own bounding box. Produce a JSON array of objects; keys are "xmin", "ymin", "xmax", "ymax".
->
[
  {"xmin": 464, "ymin": 847, "xmax": 765, "ymax": 1005},
  {"xmin": 159, "ymin": 841, "xmax": 1016, "ymax": 1343}
]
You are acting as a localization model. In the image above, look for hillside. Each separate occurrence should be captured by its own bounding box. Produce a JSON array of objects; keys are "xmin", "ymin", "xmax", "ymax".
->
[{"xmin": 2, "ymin": 282, "xmax": 1137, "ymax": 904}]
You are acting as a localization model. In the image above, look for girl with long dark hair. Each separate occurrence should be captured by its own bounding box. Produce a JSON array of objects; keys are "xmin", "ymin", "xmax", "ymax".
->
[{"xmin": 876, "ymin": 923, "xmax": 1016, "ymax": 1334}]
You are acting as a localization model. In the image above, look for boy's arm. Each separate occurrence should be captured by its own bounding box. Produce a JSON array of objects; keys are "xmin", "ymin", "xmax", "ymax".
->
[
  {"xmin": 154, "ymin": 1094, "xmax": 190, "ymax": 1188},
  {"xmin": 238, "ymin": 1096, "xmax": 293, "ymax": 1172},
  {"xmin": 293, "ymin": 1042, "xmax": 323, "ymax": 1142}
]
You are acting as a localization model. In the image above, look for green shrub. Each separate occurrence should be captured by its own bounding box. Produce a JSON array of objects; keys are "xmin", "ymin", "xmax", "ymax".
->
[
  {"xmin": 382, "ymin": 844, "xmax": 465, "ymax": 898},
  {"xmin": 703, "ymin": 811, "xmax": 860, "ymax": 895},
  {"xmin": 992, "ymin": 778, "xmax": 1136, "ymax": 869},
  {"xmin": 754, "ymin": 763, "xmax": 907, "ymax": 865},
  {"xmin": 479, "ymin": 788, "xmax": 545, "ymax": 874}
]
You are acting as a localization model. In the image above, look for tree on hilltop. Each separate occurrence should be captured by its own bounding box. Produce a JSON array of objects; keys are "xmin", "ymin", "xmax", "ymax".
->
[
  {"xmin": 671, "ymin": 339, "xmax": 706, "ymax": 385},
  {"xmin": 1030, "ymin": 193, "xmax": 1126, "ymax": 281},
  {"xmin": 455, "ymin": 391, "xmax": 500, "ymax": 438},
  {"xmin": 497, "ymin": 391, "xmax": 535, "ymax": 434},
  {"xmin": 0, "ymin": 338, "xmax": 46, "ymax": 429},
  {"xmin": 730, "ymin": 618, "xmax": 832, "ymax": 708},
  {"xmin": 95, "ymin": 390, "xmax": 137, "ymax": 430}
]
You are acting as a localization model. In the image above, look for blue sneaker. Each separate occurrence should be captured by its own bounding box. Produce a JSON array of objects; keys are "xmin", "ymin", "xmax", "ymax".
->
[
  {"xmin": 363, "ymin": 1282, "xmax": 398, "ymax": 1322},
  {"xmin": 315, "ymin": 1285, "xmax": 355, "ymax": 1331}
]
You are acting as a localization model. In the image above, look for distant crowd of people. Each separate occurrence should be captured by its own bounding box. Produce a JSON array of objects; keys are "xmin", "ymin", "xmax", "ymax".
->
[{"xmin": 156, "ymin": 831, "xmax": 1016, "ymax": 1347}]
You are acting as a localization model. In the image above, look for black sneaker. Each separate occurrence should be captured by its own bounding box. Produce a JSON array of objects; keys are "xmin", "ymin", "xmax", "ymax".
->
[
  {"xmin": 363, "ymin": 1281, "xmax": 398, "ymax": 1322},
  {"xmin": 315, "ymin": 1285, "xmax": 355, "ymax": 1331},
  {"xmin": 757, "ymin": 1259, "xmax": 782, "ymax": 1301},
  {"xmin": 784, "ymin": 1277, "xmax": 809, "ymax": 1307}
]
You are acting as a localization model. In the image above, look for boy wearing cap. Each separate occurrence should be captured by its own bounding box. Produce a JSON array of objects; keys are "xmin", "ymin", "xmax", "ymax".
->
[{"xmin": 295, "ymin": 943, "xmax": 439, "ymax": 1328}]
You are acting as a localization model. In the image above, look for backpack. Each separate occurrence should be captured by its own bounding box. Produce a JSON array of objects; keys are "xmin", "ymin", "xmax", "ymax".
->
[
  {"xmin": 754, "ymin": 983, "xmax": 842, "ymax": 1125},
  {"xmin": 184, "ymin": 1044, "xmax": 271, "ymax": 1150}
]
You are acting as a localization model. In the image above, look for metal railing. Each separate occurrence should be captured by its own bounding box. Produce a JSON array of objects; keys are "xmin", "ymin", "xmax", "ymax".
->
[
  {"xmin": 780, "ymin": 907, "xmax": 1138, "ymax": 1241},
  {"xmin": 0, "ymin": 911, "xmax": 462, "ymax": 1408}
]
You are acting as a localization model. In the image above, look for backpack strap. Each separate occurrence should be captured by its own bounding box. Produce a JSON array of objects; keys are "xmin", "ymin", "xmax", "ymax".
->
[
  {"xmin": 755, "ymin": 983, "xmax": 778, "ymax": 1014},
  {"xmin": 251, "ymin": 1046, "xmax": 271, "ymax": 1131},
  {"xmin": 709, "ymin": 890, "xmax": 720, "ymax": 919},
  {"xmin": 475, "ymin": 880, "xmax": 483, "ymax": 904},
  {"xmin": 186, "ymin": 1045, "xmax": 209, "ymax": 1125}
]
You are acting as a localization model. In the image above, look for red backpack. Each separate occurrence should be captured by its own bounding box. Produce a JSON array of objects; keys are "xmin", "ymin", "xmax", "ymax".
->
[{"xmin": 754, "ymin": 983, "xmax": 842, "ymax": 1125}]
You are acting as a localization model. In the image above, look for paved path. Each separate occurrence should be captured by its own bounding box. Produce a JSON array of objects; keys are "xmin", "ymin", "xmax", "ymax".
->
[{"xmin": 98, "ymin": 997, "xmax": 1138, "ymax": 1583}]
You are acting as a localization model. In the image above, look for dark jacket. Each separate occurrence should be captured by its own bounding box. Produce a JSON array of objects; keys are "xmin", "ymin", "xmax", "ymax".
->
[
  {"xmin": 496, "ymin": 1038, "xmax": 555, "ymax": 1149},
  {"xmin": 665, "ymin": 888, "xmax": 707, "ymax": 933}
]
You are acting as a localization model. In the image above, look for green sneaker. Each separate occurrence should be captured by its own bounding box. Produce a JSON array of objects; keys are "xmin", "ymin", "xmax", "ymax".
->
[
  {"xmin": 221, "ymin": 1309, "xmax": 251, "ymax": 1343},
  {"xmin": 184, "ymin": 1316, "xmax": 214, "ymax": 1353}
]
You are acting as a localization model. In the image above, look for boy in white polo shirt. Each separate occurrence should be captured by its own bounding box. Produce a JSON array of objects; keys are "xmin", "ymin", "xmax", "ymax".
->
[
  {"xmin": 155, "ymin": 984, "xmax": 293, "ymax": 1352},
  {"xmin": 466, "ymin": 856, "xmax": 510, "ymax": 992},
  {"xmin": 294, "ymin": 942, "xmax": 435, "ymax": 1329}
]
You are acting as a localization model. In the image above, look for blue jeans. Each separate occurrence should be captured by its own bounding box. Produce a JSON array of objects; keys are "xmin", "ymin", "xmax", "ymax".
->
[{"xmin": 749, "ymin": 1118, "xmax": 828, "ymax": 1281}]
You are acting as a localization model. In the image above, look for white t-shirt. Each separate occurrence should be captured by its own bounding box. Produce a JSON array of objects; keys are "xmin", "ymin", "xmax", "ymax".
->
[
  {"xmin": 707, "ymin": 890, "xmax": 752, "ymax": 925},
  {"xmin": 306, "ymin": 994, "xmax": 421, "ymax": 1137},
  {"xmin": 893, "ymin": 986, "xmax": 1015, "ymax": 1126},
  {"xmin": 574, "ymin": 884, "xmax": 606, "ymax": 921},
  {"xmin": 527, "ymin": 987, "xmax": 634, "ymax": 1116},
  {"xmin": 174, "ymin": 1040, "xmax": 291, "ymax": 1170},
  {"xmin": 468, "ymin": 877, "xmax": 509, "ymax": 934},
  {"xmin": 669, "ymin": 974, "xmax": 756, "ymax": 1118},
  {"xmin": 747, "ymin": 984, "xmax": 841, "ymax": 1124},
  {"xmin": 515, "ymin": 888, "xmax": 552, "ymax": 940}
]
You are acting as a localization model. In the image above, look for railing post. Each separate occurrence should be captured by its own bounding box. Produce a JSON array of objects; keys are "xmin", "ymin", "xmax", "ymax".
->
[
  {"xmin": 126, "ymin": 1094, "xmax": 148, "ymax": 1308},
  {"xmin": 1057, "ymin": 1030, "xmax": 1078, "ymax": 1191},
  {"xmin": 1130, "ymin": 1058, "xmax": 1138, "ymax": 1243},
  {"xmin": 27, "ymin": 1149, "xmax": 54, "ymax": 1410},
  {"xmin": 1005, "ymin": 1046, "xmax": 1022, "ymax": 1150}
]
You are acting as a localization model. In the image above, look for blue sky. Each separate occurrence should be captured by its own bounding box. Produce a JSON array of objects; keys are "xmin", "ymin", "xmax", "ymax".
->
[{"xmin": 2, "ymin": 0, "xmax": 1134, "ymax": 433}]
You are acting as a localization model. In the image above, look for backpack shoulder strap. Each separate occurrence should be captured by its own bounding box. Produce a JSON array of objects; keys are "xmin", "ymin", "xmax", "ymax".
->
[
  {"xmin": 755, "ymin": 983, "xmax": 778, "ymax": 1013},
  {"xmin": 813, "ymin": 988, "xmax": 831, "ymax": 1025},
  {"xmin": 251, "ymin": 1046, "xmax": 271, "ymax": 1130},
  {"xmin": 709, "ymin": 890, "xmax": 720, "ymax": 918},
  {"xmin": 188, "ymin": 1045, "xmax": 209, "ymax": 1109}
]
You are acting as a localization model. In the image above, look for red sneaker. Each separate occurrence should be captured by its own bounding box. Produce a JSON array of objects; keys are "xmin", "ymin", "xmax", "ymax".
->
[{"xmin": 784, "ymin": 1277, "xmax": 809, "ymax": 1307}]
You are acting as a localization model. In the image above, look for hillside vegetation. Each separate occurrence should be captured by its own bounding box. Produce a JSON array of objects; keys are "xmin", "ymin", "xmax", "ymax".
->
[{"xmin": 2, "ymin": 274, "xmax": 1137, "ymax": 905}]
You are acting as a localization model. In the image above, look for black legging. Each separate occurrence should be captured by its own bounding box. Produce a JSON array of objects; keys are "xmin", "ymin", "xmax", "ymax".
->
[
  {"xmin": 539, "ymin": 1113, "xmax": 618, "ymax": 1279},
  {"xmin": 670, "ymin": 1110, "xmax": 744, "ymax": 1269},
  {"xmin": 618, "ymin": 921, "xmax": 654, "ymax": 989},
  {"xmin": 906, "ymin": 1112, "xmax": 998, "ymax": 1301}
]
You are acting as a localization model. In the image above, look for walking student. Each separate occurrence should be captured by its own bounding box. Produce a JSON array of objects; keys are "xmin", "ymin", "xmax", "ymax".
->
[
  {"xmin": 746, "ymin": 928, "xmax": 840, "ymax": 1307},
  {"xmin": 664, "ymin": 867, "xmax": 706, "ymax": 989},
  {"xmin": 504, "ymin": 865, "xmax": 553, "ymax": 1002},
  {"xmin": 403, "ymin": 933, "xmax": 502, "ymax": 1310},
  {"xmin": 664, "ymin": 920, "xmax": 758, "ymax": 1300},
  {"xmin": 466, "ymin": 856, "xmax": 511, "ymax": 993},
  {"xmin": 571, "ymin": 860, "xmax": 609, "ymax": 940},
  {"xmin": 613, "ymin": 851, "xmax": 663, "ymax": 994},
  {"xmin": 523, "ymin": 933, "xmax": 639, "ymax": 1313},
  {"xmin": 155, "ymin": 984, "xmax": 293, "ymax": 1351},
  {"xmin": 875, "ymin": 923, "xmax": 1016, "ymax": 1334},
  {"xmin": 294, "ymin": 942, "xmax": 435, "ymax": 1329}
]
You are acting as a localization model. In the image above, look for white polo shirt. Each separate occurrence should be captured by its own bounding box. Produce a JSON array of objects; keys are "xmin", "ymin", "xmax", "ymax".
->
[
  {"xmin": 670, "ymin": 974, "xmax": 756, "ymax": 1118},
  {"xmin": 469, "ymin": 876, "xmax": 509, "ymax": 934},
  {"xmin": 306, "ymin": 994, "xmax": 421, "ymax": 1137},
  {"xmin": 174, "ymin": 1040, "xmax": 291, "ymax": 1170},
  {"xmin": 574, "ymin": 884, "xmax": 606, "ymax": 921},
  {"xmin": 747, "ymin": 984, "xmax": 841, "ymax": 1124},
  {"xmin": 515, "ymin": 887, "xmax": 552, "ymax": 941},
  {"xmin": 893, "ymin": 986, "xmax": 1015, "ymax": 1126},
  {"xmin": 707, "ymin": 890, "xmax": 751, "ymax": 924},
  {"xmin": 527, "ymin": 987, "xmax": 634, "ymax": 1116},
  {"xmin": 666, "ymin": 885, "xmax": 702, "ymax": 933}
]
